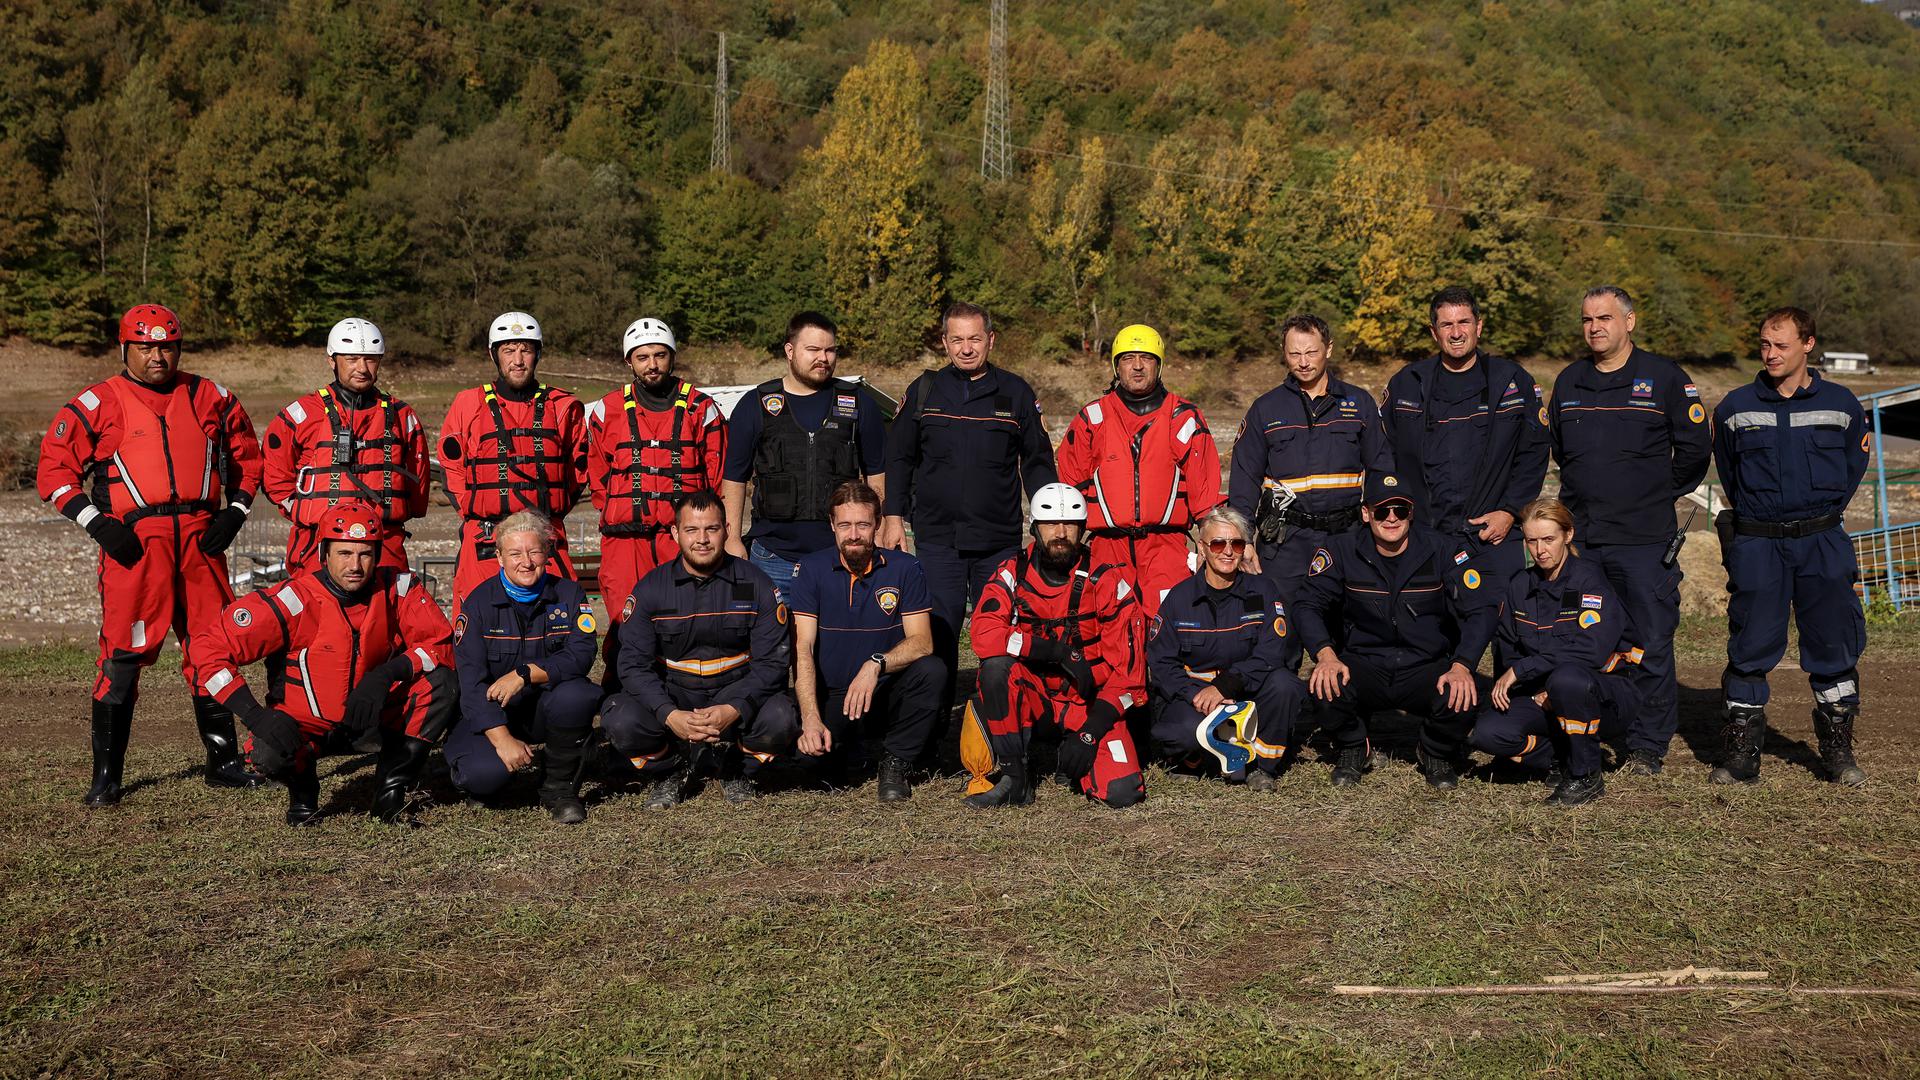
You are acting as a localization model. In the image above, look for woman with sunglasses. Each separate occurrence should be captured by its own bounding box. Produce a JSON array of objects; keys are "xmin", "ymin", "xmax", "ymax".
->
[
  {"xmin": 1470, "ymin": 497, "xmax": 1640, "ymax": 806},
  {"xmin": 1146, "ymin": 506, "xmax": 1304, "ymax": 791}
]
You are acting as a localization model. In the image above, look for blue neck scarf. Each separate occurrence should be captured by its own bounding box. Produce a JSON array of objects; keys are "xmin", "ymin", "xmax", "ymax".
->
[{"xmin": 500, "ymin": 569, "xmax": 546, "ymax": 604}]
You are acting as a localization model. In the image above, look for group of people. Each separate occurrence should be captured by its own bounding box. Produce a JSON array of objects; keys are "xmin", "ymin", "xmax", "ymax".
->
[{"xmin": 38, "ymin": 285, "xmax": 1871, "ymax": 825}]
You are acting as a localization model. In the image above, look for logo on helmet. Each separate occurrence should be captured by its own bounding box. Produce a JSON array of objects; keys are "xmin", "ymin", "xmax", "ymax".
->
[
  {"xmin": 148, "ymin": 325, "xmax": 168, "ymax": 340},
  {"xmin": 347, "ymin": 522, "xmax": 368, "ymax": 539}
]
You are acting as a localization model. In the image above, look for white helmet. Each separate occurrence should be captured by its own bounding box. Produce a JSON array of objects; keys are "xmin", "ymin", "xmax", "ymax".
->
[
  {"xmin": 489, "ymin": 311, "xmax": 543, "ymax": 348},
  {"xmin": 1029, "ymin": 482, "xmax": 1088, "ymax": 525},
  {"xmin": 327, "ymin": 317, "xmax": 384, "ymax": 358},
  {"xmin": 623, "ymin": 317, "xmax": 678, "ymax": 357}
]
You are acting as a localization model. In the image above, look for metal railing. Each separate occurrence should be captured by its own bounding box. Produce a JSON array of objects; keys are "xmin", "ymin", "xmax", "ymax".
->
[{"xmin": 1853, "ymin": 521, "xmax": 1920, "ymax": 609}]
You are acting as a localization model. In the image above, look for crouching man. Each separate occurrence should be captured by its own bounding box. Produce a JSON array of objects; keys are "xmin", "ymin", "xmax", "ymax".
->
[
  {"xmin": 189, "ymin": 502, "xmax": 455, "ymax": 826},
  {"xmin": 600, "ymin": 490, "xmax": 798, "ymax": 808},
  {"xmin": 962, "ymin": 483, "xmax": 1147, "ymax": 809},
  {"xmin": 445, "ymin": 510, "xmax": 603, "ymax": 824}
]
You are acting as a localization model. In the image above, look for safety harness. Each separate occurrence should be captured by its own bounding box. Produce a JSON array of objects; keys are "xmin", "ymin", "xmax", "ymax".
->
[{"xmin": 603, "ymin": 380, "xmax": 707, "ymax": 537}]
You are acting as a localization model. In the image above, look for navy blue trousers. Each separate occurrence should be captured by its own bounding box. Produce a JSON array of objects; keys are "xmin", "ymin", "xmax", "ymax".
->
[
  {"xmin": 444, "ymin": 678, "xmax": 603, "ymax": 796},
  {"xmin": 1723, "ymin": 529, "xmax": 1864, "ymax": 710},
  {"xmin": 1585, "ymin": 541, "xmax": 1680, "ymax": 759}
]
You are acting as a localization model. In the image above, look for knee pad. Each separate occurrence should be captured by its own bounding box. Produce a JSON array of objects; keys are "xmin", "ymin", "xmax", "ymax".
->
[
  {"xmin": 976, "ymin": 655, "xmax": 1015, "ymax": 719},
  {"xmin": 1100, "ymin": 771, "xmax": 1145, "ymax": 809},
  {"xmin": 96, "ymin": 652, "xmax": 142, "ymax": 706}
]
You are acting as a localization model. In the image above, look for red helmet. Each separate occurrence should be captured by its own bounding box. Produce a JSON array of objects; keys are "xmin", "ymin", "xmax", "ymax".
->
[
  {"xmin": 118, "ymin": 304, "xmax": 182, "ymax": 345},
  {"xmin": 317, "ymin": 501, "xmax": 382, "ymax": 546}
]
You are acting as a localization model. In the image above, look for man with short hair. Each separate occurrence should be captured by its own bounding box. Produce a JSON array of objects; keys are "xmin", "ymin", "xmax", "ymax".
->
[
  {"xmin": 585, "ymin": 316, "xmax": 727, "ymax": 690},
  {"xmin": 881, "ymin": 301, "xmax": 1055, "ymax": 730},
  {"xmin": 1382, "ymin": 287, "xmax": 1550, "ymax": 593},
  {"xmin": 39, "ymin": 303, "xmax": 266, "ymax": 805},
  {"xmin": 263, "ymin": 317, "xmax": 431, "ymax": 572},
  {"xmin": 438, "ymin": 311, "xmax": 590, "ymax": 615},
  {"xmin": 722, "ymin": 311, "xmax": 888, "ymax": 602},
  {"xmin": 601, "ymin": 490, "xmax": 798, "ymax": 808},
  {"xmin": 1230, "ymin": 314, "xmax": 1394, "ymax": 607},
  {"xmin": 1710, "ymin": 306, "xmax": 1869, "ymax": 786},
  {"xmin": 790, "ymin": 481, "xmax": 945, "ymax": 802},
  {"xmin": 1056, "ymin": 323, "xmax": 1222, "ymax": 616},
  {"xmin": 1294, "ymin": 473, "xmax": 1493, "ymax": 790},
  {"xmin": 188, "ymin": 502, "xmax": 457, "ymax": 826},
  {"xmin": 961, "ymin": 483, "xmax": 1148, "ymax": 809},
  {"xmin": 1547, "ymin": 286, "xmax": 1712, "ymax": 774}
]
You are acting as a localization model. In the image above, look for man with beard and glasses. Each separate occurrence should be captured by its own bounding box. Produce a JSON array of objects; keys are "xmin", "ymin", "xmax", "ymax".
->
[
  {"xmin": 789, "ymin": 482, "xmax": 943, "ymax": 802},
  {"xmin": 722, "ymin": 311, "xmax": 888, "ymax": 603},
  {"xmin": 439, "ymin": 311, "xmax": 590, "ymax": 617},
  {"xmin": 960, "ymin": 483, "xmax": 1147, "ymax": 810},
  {"xmin": 599, "ymin": 490, "xmax": 798, "ymax": 808},
  {"xmin": 584, "ymin": 317, "xmax": 727, "ymax": 691}
]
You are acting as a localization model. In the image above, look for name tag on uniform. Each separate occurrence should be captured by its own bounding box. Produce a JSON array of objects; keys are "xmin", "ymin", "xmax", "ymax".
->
[{"xmin": 835, "ymin": 394, "xmax": 858, "ymax": 418}]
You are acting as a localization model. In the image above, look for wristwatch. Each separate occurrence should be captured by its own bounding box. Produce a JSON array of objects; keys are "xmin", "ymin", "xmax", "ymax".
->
[
  {"xmin": 515, "ymin": 664, "xmax": 532, "ymax": 681},
  {"xmin": 868, "ymin": 653, "xmax": 888, "ymax": 676}
]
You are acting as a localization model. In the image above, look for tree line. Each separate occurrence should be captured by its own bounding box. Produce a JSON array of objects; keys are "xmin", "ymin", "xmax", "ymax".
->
[{"xmin": 3, "ymin": 0, "xmax": 1918, "ymax": 364}]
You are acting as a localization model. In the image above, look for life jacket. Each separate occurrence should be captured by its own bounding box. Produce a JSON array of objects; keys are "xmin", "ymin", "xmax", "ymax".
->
[
  {"xmin": 283, "ymin": 386, "xmax": 416, "ymax": 525},
  {"xmin": 1075, "ymin": 394, "xmax": 1207, "ymax": 533},
  {"xmin": 599, "ymin": 380, "xmax": 717, "ymax": 534},
  {"xmin": 1005, "ymin": 548, "xmax": 1119, "ymax": 662},
  {"xmin": 95, "ymin": 375, "xmax": 224, "ymax": 522},
  {"xmin": 464, "ymin": 383, "xmax": 573, "ymax": 520},
  {"xmin": 748, "ymin": 378, "xmax": 865, "ymax": 523}
]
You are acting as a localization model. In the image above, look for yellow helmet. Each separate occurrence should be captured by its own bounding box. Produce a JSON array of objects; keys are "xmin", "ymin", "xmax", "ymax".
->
[{"xmin": 1109, "ymin": 323, "xmax": 1165, "ymax": 363}]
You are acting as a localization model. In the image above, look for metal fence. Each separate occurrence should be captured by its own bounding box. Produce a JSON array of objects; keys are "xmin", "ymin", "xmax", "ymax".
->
[{"xmin": 1853, "ymin": 522, "xmax": 1920, "ymax": 610}]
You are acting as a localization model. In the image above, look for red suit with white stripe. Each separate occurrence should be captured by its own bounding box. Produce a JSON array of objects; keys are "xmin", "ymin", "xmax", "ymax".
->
[
  {"xmin": 585, "ymin": 378, "xmax": 727, "ymax": 674},
  {"xmin": 438, "ymin": 382, "xmax": 588, "ymax": 612},
  {"xmin": 262, "ymin": 385, "xmax": 430, "ymax": 570},
  {"xmin": 961, "ymin": 538, "xmax": 1148, "ymax": 807},
  {"xmin": 1055, "ymin": 389, "xmax": 1223, "ymax": 616}
]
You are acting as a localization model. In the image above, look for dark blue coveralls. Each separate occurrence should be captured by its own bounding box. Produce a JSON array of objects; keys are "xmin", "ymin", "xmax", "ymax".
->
[
  {"xmin": 1548, "ymin": 347, "xmax": 1711, "ymax": 762},
  {"xmin": 445, "ymin": 572, "xmax": 604, "ymax": 797},
  {"xmin": 883, "ymin": 363, "xmax": 1055, "ymax": 720},
  {"xmin": 1470, "ymin": 553, "xmax": 1640, "ymax": 779},
  {"xmin": 600, "ymin": 554, "xmax": 798, "ymax": 776},
  {"xmin": 1228, "ymin": 376, "xmax": 1394, "ymax": 606},
  {"xmin": 1383, "ymin": 352, "xmax": 1550, "ymax": 598},
  {"xmin": 1293, "ymin": 525, "xmax": 1495, "ymax": 761},
  {"xmin": 1711, "ymin": 371, "xmax": 1868, "ymax": 711},
  {"xmin": 1147, "ymin": 567, "xmax": 1305, "ymax": 776}
]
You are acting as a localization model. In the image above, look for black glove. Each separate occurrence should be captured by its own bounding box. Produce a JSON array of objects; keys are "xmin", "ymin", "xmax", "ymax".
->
[
  {"xmin": 1214, "ymin": 673, "xmax": 1248, "ymax": 701},
  {"xmin": 1023, "ymin": 638, "xmax": 1097, "ymax": 700},
  {"xmin": 342, "ymin": 657, "xmax": 408, "ymax": 735},
  {"xmin": 244, "ymin": 708, "xmax": 304, "ymax": 775},
  {"xmin": 1023, "ymin": 638, "xmax": 1069, "ymax": 666},
  {"xmin": 1056, "ymin": 700, "xmax": 1122, "ymax": 779},
  {"xmin": 199, "ymin": 505, "xmax": 248, "ymax": 555},
  {"xmin": 87, "ymin": 515, "xmax": 144, "ymax": 569}
]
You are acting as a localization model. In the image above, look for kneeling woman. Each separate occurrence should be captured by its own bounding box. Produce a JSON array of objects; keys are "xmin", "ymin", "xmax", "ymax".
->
[
  {"xmin": 1147, "ymin": 506, "xmax": 1305, "ymax": 791},
  {"xmin": 1471, "ymin": 498, "xmax": 1638, "ymax": 806},
  {"xmin": 446, "ymin": 510, "xmax": 605, "ymax": 823}
]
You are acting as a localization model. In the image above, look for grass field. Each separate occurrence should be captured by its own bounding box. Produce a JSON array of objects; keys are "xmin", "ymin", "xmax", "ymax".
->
[{"xmin": 4, "ymin": 621, "xmax": 1919, "ymax": 1078}]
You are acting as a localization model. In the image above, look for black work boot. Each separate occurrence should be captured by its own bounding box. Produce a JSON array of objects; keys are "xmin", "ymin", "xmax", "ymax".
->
[
  {"xmin": 1415, "ymin": 745, "xmax": 1459, "ymax": 790},
  {"xmin": 1245, "ymin": 768, "xmax": 1278, "ymax": 794},
  {"xmin": 1709, "ymin": 706, "xmax": 1766, "ymax": 785},
  {"xmin": 371, "ymin": 733, "xmax": 434, "ymax": 826},
  {"xmin": 645, "ymin": 764, "xmax": 691, "ymax": 810},
  {"xmin": 284, "ymin": 763, "xmax": 323, "ymax": 827},
  {"xmin": 1330, "ymin": 744, "xmax": 1368, "ymax": 788},
  {"xmin": 964, "ymin": 759, "xmax": 1033, "ymax": 808},
  {"xmin": 876, "ymin": 754, "xmax": 913, "ymax": 803},
  {"xmin": 1812, "ymin": 705, "xmax": 1867, "ymax": 787},
  {"xmin": 83, "ymin": 699, "xmax": 132, "ymax": 807},
  {"xmin": 538, "ymin": 728, "xmax": 590, "ymax": 824},
  {"xmin": 193, "ymin": 696, "xmax": 266, "ymax": 790},
  {"xmin": 1621, "ymin": 749, "xmax": 1664, "ymax": 776},
  {"xmin": 1545, "ymin": 771, "xmax": 1605, "ymax": 806}
]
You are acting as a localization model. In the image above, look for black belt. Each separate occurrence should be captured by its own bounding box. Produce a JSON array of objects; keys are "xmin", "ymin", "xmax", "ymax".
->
[
  {"xmin": 1280, "ymin": 505, "xmax": 1359, "ymax": 532},
  {"xmin": 1733, "ymin": 513, "xmax": 1843, "ymax": 539},
  {"xmin": 1091, "ymin": 524, "xmax": 1188, "ymax": 540},
  {"xmin": 601, "ymin": 521, "xmax": 670, "ymax": 538}
]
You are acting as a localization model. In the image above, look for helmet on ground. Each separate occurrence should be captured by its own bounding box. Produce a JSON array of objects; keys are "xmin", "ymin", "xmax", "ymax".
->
[
  {"xmin": 318, "ymin": 501, "xmax": 382, "ymax": 545},
  {"xmin": 119, "ymin": 304, "xmax": 181, "ymax": 346},
  {"xmin": 1110, "ymin": 324, "xmax": 1164, "ymax": 363},
  {"xmin": 328, "ymin": 317, "xmax": 384, "ymax": 358},
  {"xmin": 489, "ymin": 311, "xmax": 543, "ymax": 349},
  {"xmin": 623, "ymin": 317, "xmax": 678, "ymax": 357},
  {"xmin": 1029, "ymin": 482, "xmax": 1088, "ymax": 525}
]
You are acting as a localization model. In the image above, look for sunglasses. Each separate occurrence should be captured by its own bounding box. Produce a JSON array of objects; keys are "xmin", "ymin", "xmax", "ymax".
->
[
  {"xmin": 1204, "ymin": 538, "xmax": 1249, "ymax": 554},
  {"xmin": 1370, "ymin": 503, "xmax": 1413, "ymax": 520}
]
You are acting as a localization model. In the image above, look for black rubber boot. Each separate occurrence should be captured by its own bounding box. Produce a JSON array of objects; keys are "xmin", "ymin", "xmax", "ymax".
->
[
  {"xmin": 1812, "ymin": 705, "xmax": 1867, "ymax": 787},
  {"xmin": 1545, "ymin": 771, "xmax": 1605, "ymax": 806},
  {"xmin": 83, "ymin": 699, "xmax": 132, "ymax": 808},
  {"xmin": 1709, "ymin": 706, "xmax": 1766, "ymax": 785},
  {"xmin": 371, "ymin": 733, "xmax": 434, "ymax": 826},
  {"xmin": 964, "ymin": 759, "xmax": 1033, "ymax": 808},
  {"xmin": 538, "ymin": 728, "xmax": 590, "ymax": 824},
  {"xmin": 193, "ymin": 696, "xmax": 266, "ymax": 790},
  {"xmin": 1330, "ymin": 744, "xmax": 1368, "ymax": 788},
  {"xmin": 876, "ymin": 754, "xmax": 913, "ymax": 803},
  {"xmin": 285, "ymin": 762, "xmax": 323, "ymax": 827}
]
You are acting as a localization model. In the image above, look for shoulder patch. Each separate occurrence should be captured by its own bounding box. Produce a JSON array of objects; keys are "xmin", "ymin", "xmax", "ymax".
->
[
  {"xmin": 1683, "ymin": 383, "xmax": 1700, "ymax": 399},
  {"xmin": 395, "ymin": 572, "xmax": 413, "ymax": 596},
  {"xmin": 1085, "ymin": 401, "xmax": 1104, "ymax": 425},
  {"xmin": 214, "ymin": 382, "xmax": 230, "ymax": 399},
  {"xmin": 763, "ymin": 393, "xmax": 785, "ymax": 417},
  {"xmin": 1308, "ymin": 548, "xmax": 1332, "ymax": 576},
  {"xmin": 452, "ymin": 614, "xmax": 467, "ymax": 644},
  {"xmin": 1148, "ymin": 613, "xmax": 1162, "ymax": 641},
  {"xmin": 1581, "ymin": 593, "xmax": 1603, "ymax": 609},
  {"xmin": 54, "ymin": 419, "xmax": 67, "ymax": 438},
  {"xmin": 286, "ymin": 400, "xmax": 308, "ymax": 424},
  {"xmin": 232, "ymin": 607, "xmax": 252, "ymax": 628},
  {"xmin": 577, "ymin": 611, "xmax": 597, "ymax": 634},
  {"xmin": 1273, "ymin": 615, "xmax": 1288, "ymax": 638},
  {"xmin": 275, "ymin": 584, "xmax": 305, "ymax": 617},
  {"xmin": 621, "ymin": 594, "xmax": 637, "ymax": 621},
  {"xmin": 1463, "ymin": 569, "xmax": 1482, "ymax": 590},
  {"xmin": 79, "ymin": 390, "xmax": 100, "ymax": 412},
  {"xmin": 1688, "ymin": 402, "xmax": 1706, "ymax": 424},
  {"xmin": 1579, "ymin": 610, "xmax": 1602, "ymax": 629},
  {"xmin": 775, "ymin": 602, "xmax": 789, "ymax": 626}
]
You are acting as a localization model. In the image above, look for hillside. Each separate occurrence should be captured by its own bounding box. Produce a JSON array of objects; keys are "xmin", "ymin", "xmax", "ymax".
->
[{"xmin": 2, "ymin": 0, "xmax": 1917, "ymax": 363}]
